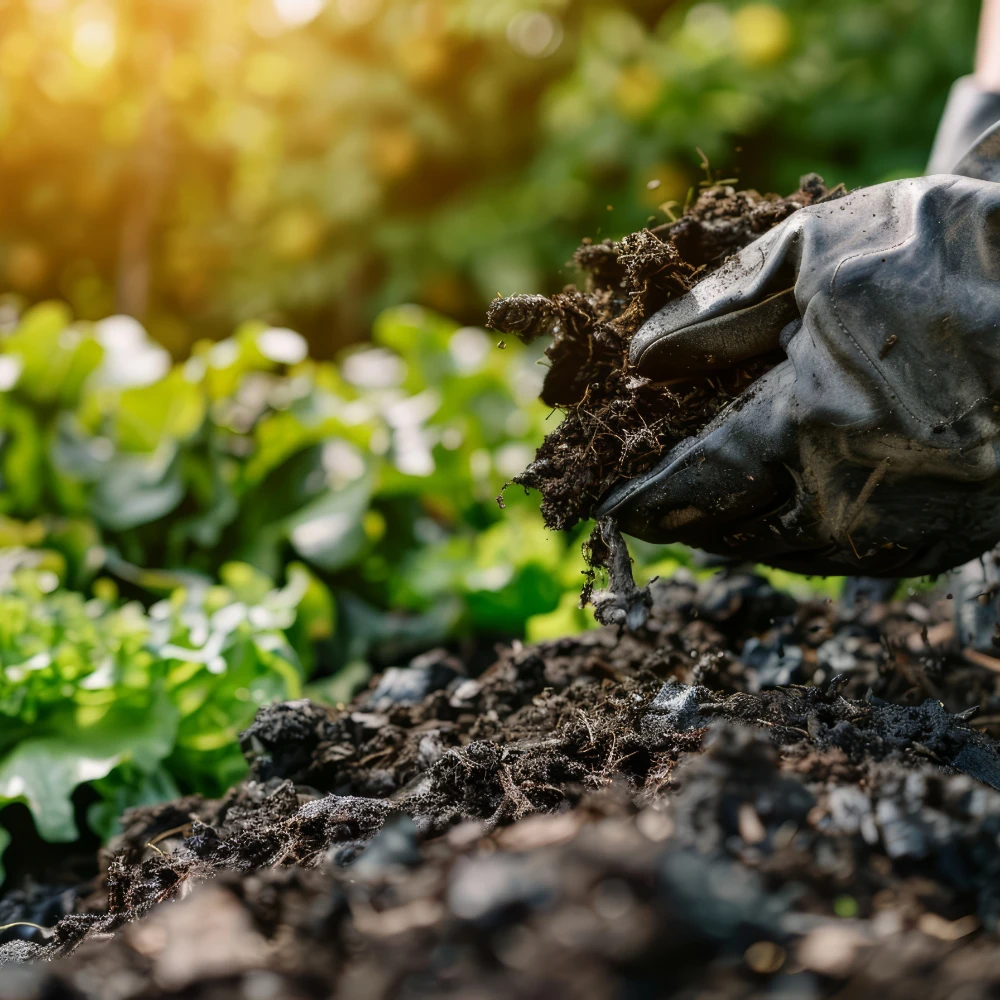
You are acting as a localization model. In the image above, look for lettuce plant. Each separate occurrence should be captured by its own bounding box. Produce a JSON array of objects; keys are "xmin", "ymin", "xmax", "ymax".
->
[{"xmin": 0, "ymin": 560, "xmax": 331, "ymax": 882}]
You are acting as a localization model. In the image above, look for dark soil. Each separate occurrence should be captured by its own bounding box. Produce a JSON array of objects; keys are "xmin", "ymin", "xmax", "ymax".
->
[
  {"xmin": 488, "ymin": 175, "xmax": 844, "ymax": 532},
  {"xmin": 10, "ymin": 570, "xmax": 1000, "ymax": 997}
]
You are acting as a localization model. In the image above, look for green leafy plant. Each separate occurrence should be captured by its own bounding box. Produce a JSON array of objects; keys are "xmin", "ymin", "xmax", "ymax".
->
[
  {"xmin": 0, "ymin": 300, "xmax": 607, "ymax": 664},
  {"xmin": 0, "ymin": 559, "xmax": 331, "ymax": 882}
]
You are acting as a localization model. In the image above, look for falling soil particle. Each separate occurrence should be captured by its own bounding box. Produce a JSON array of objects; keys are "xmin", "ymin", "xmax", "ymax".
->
[
  {"xmin": 9, "ymin": 572, "xmax": 1000, "ymax": 998},
  {"xmin": 488, "ymin": 174, "xmax": 844, "ymax": 533}
]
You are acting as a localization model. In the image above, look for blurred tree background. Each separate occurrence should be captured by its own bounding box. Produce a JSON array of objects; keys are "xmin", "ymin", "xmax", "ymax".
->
[{"xmin": 0, "ymin": 0, "xmax": 981, "ymax": 356}]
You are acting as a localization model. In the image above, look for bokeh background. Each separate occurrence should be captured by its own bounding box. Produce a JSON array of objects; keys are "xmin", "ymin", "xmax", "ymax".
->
[
  {"xmin": 0, "ymin": 0, "xmax": 980, "ymax": 354},
  {"xmin": 0, "ymin": 0, "xmax": 986, "ymax": 877}
]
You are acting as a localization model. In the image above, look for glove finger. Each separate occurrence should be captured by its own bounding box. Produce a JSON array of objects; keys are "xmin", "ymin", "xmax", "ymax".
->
[
  {"xmin": 630, "ymin": 219, "xmax": 803, "ymax": 378},
  {"xmin": 595, "ymin": 362, "xmax": 794, "ymax": 544},
  {"xmin": 635, "ymin": 287, "xmax": 797, "ymax": 378}
]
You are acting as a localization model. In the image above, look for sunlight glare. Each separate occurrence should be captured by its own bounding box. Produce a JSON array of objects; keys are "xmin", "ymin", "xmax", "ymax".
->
[
  {"xmin": 72, "ymin": 7, "xmax": 117, "ymax": 69},
  {"xmin": 273, "ymin": 0, "xmax": 325, "ymax": 27},
  {"xmin": 506, "ymin": 11, "xmax": 563, "ymax": 59}
]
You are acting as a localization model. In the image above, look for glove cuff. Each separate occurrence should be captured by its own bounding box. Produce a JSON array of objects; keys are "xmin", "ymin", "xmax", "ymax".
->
[{"xmin": 927, "ymin": 75, "xmax": 1000, "ymax": 176}]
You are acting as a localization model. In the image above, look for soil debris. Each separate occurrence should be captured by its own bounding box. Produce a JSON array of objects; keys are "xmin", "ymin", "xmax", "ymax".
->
[
  {"xmin": 584, "ymin": 516, "xmax": 653, "ymax": 630},
  {"xmin": 10, "ymin": 571, "xmax": 1000, "ymax": 996},
  {"xmin": 488, "ymin": 174, "xmax": 844, "ymax": 533}
]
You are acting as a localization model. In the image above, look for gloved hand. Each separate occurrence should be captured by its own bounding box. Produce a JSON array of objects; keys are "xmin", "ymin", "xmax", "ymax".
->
[{"xmin": 597, "ymin": 122, "xmax": 1000, "ymax": 577}]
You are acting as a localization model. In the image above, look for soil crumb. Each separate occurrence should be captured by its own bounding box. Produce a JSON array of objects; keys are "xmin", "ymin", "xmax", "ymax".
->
[
  {"xmin": 488, "ymin": 174, "xmax": 843, "ymax": 532},
  {"xmin": 9, "ymin": 572, "xmax": 1000, "ymax": 998}
]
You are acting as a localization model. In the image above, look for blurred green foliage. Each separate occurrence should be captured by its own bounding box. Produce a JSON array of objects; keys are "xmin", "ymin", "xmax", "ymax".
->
[
  {"xmin": 0, "ymin": 0, "xmax": 979, "ymax": 353},
  {"xmin": 0, "ymin": 299, "xmax": 674, "ymax": 671}
]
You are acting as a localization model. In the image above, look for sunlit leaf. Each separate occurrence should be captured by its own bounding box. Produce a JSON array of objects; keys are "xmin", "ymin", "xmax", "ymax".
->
[
  {"xmin": 0, "ymin": 691, "xmax": 177, "ymax": 842},
  {"xmin": 286, "ymin": 470, "xmax": 374, "ymax": 572}
]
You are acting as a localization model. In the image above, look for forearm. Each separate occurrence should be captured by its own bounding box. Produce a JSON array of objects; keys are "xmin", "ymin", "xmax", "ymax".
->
[
  {"xmin": 927, "ymin": 2, "xmax": 1000, "ymax": 174},
  {"xmin": 978, "ymin": 0, "xmax": 1000, "ymax": 93}
]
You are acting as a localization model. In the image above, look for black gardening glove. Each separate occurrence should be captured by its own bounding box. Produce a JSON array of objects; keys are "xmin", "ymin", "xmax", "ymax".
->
[{"xmin": 598, "ymin": 122, "xmax": 1000, "ymax": 578}]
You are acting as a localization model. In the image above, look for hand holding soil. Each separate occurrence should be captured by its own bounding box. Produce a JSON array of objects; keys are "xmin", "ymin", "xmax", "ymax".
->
[
  {"xmin": 495, "ymin": 126, "xmax": 1000, "ymax": 579},
  {"xmin": 607, "ymin": 162, "xmax": 1000, "ymax": 577},
  {"xmin": 488, "ymin": 176, "xmax": 832, "ymax": 534}
]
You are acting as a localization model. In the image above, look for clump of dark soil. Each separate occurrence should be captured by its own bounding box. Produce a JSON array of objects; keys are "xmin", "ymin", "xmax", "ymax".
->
[
  {"xmin": 488, "ymin": 174, "xmax": 843, "ymax": 532},
  {"xmin": 10, "ymin": 571, "xmax": 1000, "ymax": 997}
]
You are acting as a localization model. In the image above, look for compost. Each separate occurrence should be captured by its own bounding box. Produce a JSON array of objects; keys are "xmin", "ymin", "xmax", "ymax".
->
[
  {"xmin": 488, "ymin": 174, "xmax": 843, "ymax": 532},
  {"xmin": 9, "ymin": 570, "xmax": 1000, "ymax": 998}
]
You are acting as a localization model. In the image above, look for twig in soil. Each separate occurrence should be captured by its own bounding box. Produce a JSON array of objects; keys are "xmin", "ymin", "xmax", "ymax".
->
[
  {"xmin": 839, "ymin": 457, "xmax": 890, "ymax": 542},
  {"xmin": 496, "ymin": 767, "xmax": 536, "ymax": 823},
  {"xmin": 270, "ymin": 844, "xmax": 295, "ymax": 869},
  {"xmin": 964, "ymin": 648, "xmax": 1000, "ymax": 673},
  {"xmin": 0, "ymin": 922, "xmax": 50, "ymax": 936},
  {"xmin": 147, "ymin": 823, "xmax": 193, "ymax": 847}
]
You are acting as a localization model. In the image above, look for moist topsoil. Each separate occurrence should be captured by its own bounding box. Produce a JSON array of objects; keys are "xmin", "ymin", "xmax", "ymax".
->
[
  {"xmin": 10, "ymin": 571, "xmax": 1000, "ymax": 998},
  {"xmin": 488, "ymin": 175, "xmax": 843, "ymax": 532}
]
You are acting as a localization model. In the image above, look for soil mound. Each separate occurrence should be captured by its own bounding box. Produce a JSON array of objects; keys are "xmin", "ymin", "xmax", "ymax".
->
[
  {"xmin": 8, "ymin": 573, "xmax": 1000, "ymax": 997},
  {"xmin": 488, "ymin": 175, "xmax": 844, "ymax": 532}
]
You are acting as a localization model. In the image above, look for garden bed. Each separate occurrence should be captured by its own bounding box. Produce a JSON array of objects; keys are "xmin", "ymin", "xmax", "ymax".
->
[{"xmin": 6, "ymin": 571, "xmax": 1000, "ymax": 998}]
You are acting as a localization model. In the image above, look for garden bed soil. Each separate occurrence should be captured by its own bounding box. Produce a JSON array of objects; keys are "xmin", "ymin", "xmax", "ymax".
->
[
  {"xmin": 8, "ymin": 570, "xmax": 1000, "ymax": 997},
  {"xmin": 488, "ymin": 174, "xmax": 844, "ymax": 532}
]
